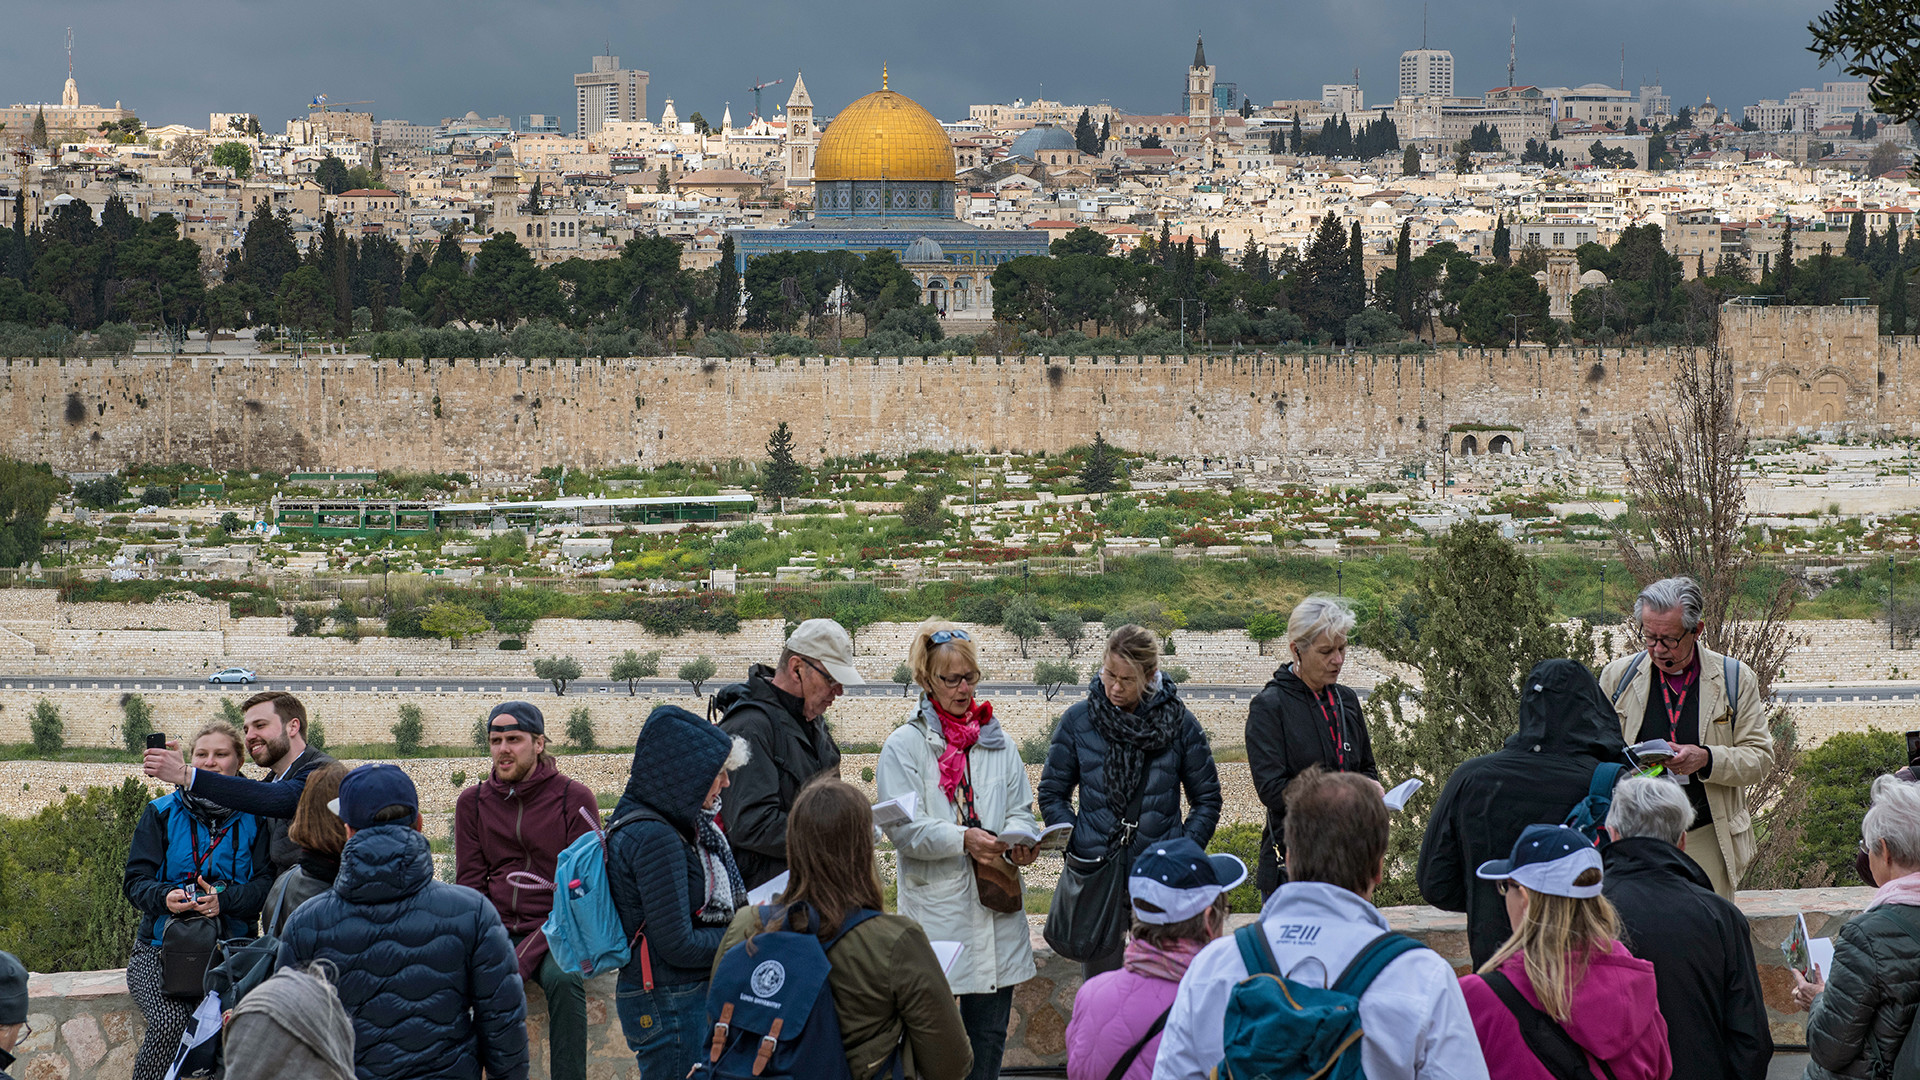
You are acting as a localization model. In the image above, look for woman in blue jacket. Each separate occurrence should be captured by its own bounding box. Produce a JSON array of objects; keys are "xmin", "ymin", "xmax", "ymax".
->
[
  {"xmin": 606, "ymin": 705, "xmax": 751, "ymax": 1078},
  {"xmin": 122, "ymin": 718, "xmax": 272, "ymax": 1080}
]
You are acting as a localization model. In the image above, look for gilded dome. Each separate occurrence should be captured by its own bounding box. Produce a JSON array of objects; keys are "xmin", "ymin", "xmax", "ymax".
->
[{"xmin": 814, "ymin": 83, "xmax": 955, "ymax": 183}]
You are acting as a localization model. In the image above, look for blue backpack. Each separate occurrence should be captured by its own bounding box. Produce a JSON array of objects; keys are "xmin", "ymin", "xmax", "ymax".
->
[
  {"xmin": 1218, "ymin": 923, "xmax": 1427, "ymax": 1080},
  {"xmin": 1562, "ymin": 762, "xmax": 1631, "ymax": 844},
  {"xmin": 542, "ymin": 806, "xmax": 655, "ymax": 982},
  {"xmin": 693, "ymin": 903, "xmax": 897, "ymax": 1080}
]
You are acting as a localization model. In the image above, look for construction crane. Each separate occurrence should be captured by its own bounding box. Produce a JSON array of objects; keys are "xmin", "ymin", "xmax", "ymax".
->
[{"xmin": 746, "ymin": 78, "xmax": 784, "ymax": 123}]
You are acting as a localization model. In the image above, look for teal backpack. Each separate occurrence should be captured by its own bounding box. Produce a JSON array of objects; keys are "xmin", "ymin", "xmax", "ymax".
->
[{"xmin": 1217, "ymin": 923, "xmax": 1427, "ymax": 1080}]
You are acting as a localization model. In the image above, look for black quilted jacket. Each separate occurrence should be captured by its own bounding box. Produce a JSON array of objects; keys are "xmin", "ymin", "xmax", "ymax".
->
[
  {"xmin": 1807, "ymin": 901, "xmax": 1920, "ymax": 1080},
  {"xmin": 1037, "ymin": 676, "xmax": 1221, "ymax": 863}
]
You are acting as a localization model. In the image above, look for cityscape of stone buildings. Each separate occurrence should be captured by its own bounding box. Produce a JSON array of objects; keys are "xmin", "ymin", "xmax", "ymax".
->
[{"xmin": 0, "ymin": 34, "xmax": 1913, "ymax": 323}]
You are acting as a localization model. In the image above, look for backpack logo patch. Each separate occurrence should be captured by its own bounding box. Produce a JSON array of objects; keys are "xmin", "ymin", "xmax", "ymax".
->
[{"xmin": 750, "ymin": 960, "xmax": 787, "ymax": 999}]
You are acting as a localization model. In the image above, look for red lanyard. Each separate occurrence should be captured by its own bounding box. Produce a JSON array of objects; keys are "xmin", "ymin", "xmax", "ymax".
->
[
  {"xmin": 188, "ymin": 821, "xmax": 233, "ymax": 881},
  {"xmin": 1316, "ymin": 688, "xmax": 1348, "ymax": 770},
  {"xmin": 1659, "ymin": 667, "xmax": 1697, "ymax": 743}
]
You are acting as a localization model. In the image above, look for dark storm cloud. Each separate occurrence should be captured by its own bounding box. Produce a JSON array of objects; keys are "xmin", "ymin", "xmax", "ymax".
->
[{"xmin": 0, "ymin": 0, "xmax": 1840, "ymax": 130}]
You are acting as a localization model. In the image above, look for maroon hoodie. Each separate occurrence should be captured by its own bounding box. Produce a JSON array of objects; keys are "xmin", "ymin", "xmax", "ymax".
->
[{"xmin": 454, "ymin": 756, "xmax": 598, "ymax": 978}]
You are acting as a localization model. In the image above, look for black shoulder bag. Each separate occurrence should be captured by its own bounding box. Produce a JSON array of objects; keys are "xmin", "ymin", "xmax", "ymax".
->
[
  {"xmin": 1042, "ymin": 780, "xmax": 1145, "ymax": 962},
  {"xmin": 1481, "ymin": 971, "xmax": 1619, "ymax": 1080}
]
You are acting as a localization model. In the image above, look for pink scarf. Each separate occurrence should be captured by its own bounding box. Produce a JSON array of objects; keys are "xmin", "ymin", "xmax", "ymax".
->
[
  {"xmin": 932, "ymin": 699, "xmax": 992, "ymax": 802},
  {"xmin": 1122, "ymin": 936, "xmax": 1206, "ymax": 983},
  {"xmin": 1868, "ymin": 868, "xmax": 1920, "ymax": 910}
]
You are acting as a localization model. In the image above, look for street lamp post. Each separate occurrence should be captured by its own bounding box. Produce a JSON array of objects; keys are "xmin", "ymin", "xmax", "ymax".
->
[{"xmin": 1337, "ymin": 560, "xmax": 1344, "ymax": 597}]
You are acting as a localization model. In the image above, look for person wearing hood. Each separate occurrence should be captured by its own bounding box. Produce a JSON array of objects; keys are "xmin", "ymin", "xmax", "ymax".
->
[
  {"xmin": 1040, "ymin": 623, "xmax": 1221, "ymax": 977},
  {"xmin": 1794, "ymin": 775, "xmax": 1920, "ymax": 1080},
  {"xmin": 276, "ymin": 763, "xmax": 528, "ymax": 1080},
  {"xmin": 262, "ymin": 762, "xmax": 348, "ymax": 935},
  {"xmin": 1417, "ymin": 658, "xmax": 1627, "ymax": 967},
  {"xmin": 1065, "ymin": 839, "xmax": 1239, "ymax": 1080},
  {"xmin": 1601, "ymin": 776, "xmax": 1772, "ymax": 1080},
  {"xmin": 455, "ymin": 702, "xmax": 599, "ymax": 1080},
  {"xmin": 605, "ymin": 705, "xmax": 751, "ymax": 1079},
  {"xmin": 1462, "ymin": 825, "xmax": 1671, "ymax": 1080},
  {"xmin": 222, "ymin": 966, "xmax": 357, "ymax": 1080},
  {"xmin": 123, "ymin": 718, "xmax": 273, "ymax": 1080},
  {"xmin": 877, "ymin": 621, "xmax": 1042, "ymax": 1080},
  {"xmin": 714, "ymin": 618, "xmax": 860, "ymax": 889},
  {"xmin": 0, "ymin": 951, "xmax": 27, "ymax": 1080},
  {"xmin": 1599, "ymin": 577, "xmax": 1773, "ymax": 899},
  {"xmin": 1245, "ymin": 595, "xmax": 1379, "ymax": 897}
]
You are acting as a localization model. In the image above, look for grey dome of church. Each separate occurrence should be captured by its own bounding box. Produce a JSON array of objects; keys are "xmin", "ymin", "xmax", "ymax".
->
[
  {"xmin": 903, "ymin": 236, "xmax": 947, "ymax": 263},
  {"xmin": 1006, "ymin": 123, "xmax": 1079, "ymax": 160}
]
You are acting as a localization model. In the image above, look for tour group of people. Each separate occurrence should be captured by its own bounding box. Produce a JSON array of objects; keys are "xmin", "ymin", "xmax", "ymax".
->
[{"xmin": 6, "ymin": 574, "xmax": 1895, "ymax": 1080}]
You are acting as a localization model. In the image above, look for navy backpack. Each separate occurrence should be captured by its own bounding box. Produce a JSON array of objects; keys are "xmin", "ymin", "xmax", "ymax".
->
[{"xmin": 693, "ymin": 902, "xmax": 899, "ymax": 1080}]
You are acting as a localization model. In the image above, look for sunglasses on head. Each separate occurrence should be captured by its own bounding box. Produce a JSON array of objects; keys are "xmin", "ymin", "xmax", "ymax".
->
[{"xmin": 929, "ymin": 629, "xmax": 971, "ymax": 645}]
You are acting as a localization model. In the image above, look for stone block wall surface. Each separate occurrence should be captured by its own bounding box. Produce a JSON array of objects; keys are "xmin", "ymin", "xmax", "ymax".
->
[{"xmin": 18, "ymin": 888, "xmax": 1873, "ymax": 1078}]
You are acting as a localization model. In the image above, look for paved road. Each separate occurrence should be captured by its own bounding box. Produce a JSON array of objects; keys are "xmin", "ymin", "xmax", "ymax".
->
[{"xmin": 2, "ymin": 675, "xmax": 1915, "ymax": 705}]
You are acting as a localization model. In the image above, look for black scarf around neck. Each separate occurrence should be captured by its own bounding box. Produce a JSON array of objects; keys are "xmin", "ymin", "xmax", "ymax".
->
[{"xmin": 1085, "ymin": 677, "xmax": 1183, "ymax": 835}]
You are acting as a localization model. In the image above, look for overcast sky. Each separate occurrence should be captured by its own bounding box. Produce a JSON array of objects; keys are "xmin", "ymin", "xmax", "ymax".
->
[{"xmin": 3, "ymin": 0, "xmax": 1845, "ymax": 132}]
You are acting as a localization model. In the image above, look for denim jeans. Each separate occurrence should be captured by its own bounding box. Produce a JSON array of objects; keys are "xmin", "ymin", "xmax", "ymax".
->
[
  {"xmin": 616, "ymin": 979, "xmax": 710, "ymax": 1079},
  {"xmin": 958, "ymin": 987, "xmax": 1015, "ymax": 1080},
  {"xmin": 524, "ymin": 944, "xmax": 586, "ymax": 1080}
]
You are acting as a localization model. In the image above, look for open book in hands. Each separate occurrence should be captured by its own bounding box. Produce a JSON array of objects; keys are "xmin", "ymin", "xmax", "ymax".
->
[{"xmin": 995, "ymin": 822, "xmax": 1073, "ymax": 853}]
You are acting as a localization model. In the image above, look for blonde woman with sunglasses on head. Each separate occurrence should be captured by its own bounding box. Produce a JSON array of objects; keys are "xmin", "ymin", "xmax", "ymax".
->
[{"xmin": 877, "ymin": 620, "xmax": 1041, "ymax": 1080}]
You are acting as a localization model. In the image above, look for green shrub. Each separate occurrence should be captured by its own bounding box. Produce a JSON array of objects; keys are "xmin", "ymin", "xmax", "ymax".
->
[
  {"xmin": 0, "ymin": 778, "xmax": 147, "ymax": 970},
  {"xmin": 1795, "ymin": 729, "xmax": 1905, "ymax": 883},
  {"xmin": 1207, "ymin": 823, "xmax": 1265, "ymax": 913},
  {"xmin": 451, "ymin": 770, "xmax": 468, "ymax": 787},
  {"xmin": 306, "ymin": 714, "xmax": 327, "ymax": 751},
  {"xmin": 567, "ymin": 706, "xmax": 596, "ymax": 750},
  {"xmin": 30, "ymin": 699, "xmax": 63, "ymax": 754},
  {"xmin": 861, "ymin": 766, "xmax": 875, "ymax": 783},
  {"xmin": 120, "ymin": 694, "xmax": 154, "ymax": 753},
  {"xmin": 498, "ymin": 639, "xmax": 525, "ymax": 650},
  {"xmin": 392, "ymin": 704, "xmax": 425, "ymax": 756}
]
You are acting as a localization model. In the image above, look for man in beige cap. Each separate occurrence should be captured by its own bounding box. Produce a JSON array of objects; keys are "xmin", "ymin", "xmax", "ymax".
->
[{"xmin": 713, "ymin": 618, "xmax": 865, "ymax": 888}]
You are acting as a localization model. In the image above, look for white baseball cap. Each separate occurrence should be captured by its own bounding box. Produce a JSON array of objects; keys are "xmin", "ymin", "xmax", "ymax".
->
[
  {"xmin": 1476, "ymin": 824, "xmax": 1605, "ymax": 899},
  {"xmin": 785, "ymin": 619, "xmax": 865, "ymax": 685}
]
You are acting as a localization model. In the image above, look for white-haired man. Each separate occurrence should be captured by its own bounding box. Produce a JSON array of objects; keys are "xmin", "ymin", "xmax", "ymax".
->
[
  {"xmin": 1602, "ymin": 775, "xmax": 1772, "ymax": 1080},
  {"xmin": 1600, "ymin": 576, "xmax": 1772, "ymax": 897}
]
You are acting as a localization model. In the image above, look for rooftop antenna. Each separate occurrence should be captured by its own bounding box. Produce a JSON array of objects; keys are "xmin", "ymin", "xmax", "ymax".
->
[
  {"xmin": 1508, "ymin": 19, "xmax": 1516, "ymax": 89},
  {"xmin": 67, "ymin": 27, "xmax": 73, "ymax": 80},
  {"xmin": 1620, "ymin": 44, "xmax": 1625, "ymax": 91},
  {"xmin": 1422, "ymin": 3, "xmax": 1428, "ymax": 48}
]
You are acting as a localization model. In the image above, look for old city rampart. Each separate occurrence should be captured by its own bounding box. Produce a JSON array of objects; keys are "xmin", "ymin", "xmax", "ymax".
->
[{"xmin": 2, "ymin": 307, "xmax": 1911, "ymax": 473}]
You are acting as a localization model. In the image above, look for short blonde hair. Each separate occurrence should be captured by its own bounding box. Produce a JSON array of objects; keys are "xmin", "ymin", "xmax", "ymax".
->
[
  {"xmin": 1104, "ymin": 624, "xmax": 1160, "ymax": 681},
  {"xmin": 190, "ymin": 719, "xmax": 245, "ymax": 761},
  {"xmin": 909, "ymin": 619, "xmax": 980, "ymax": 693},
  {"xmin": 1288, "ymin": 595, "xmax": 1356, "ymax": 652}
]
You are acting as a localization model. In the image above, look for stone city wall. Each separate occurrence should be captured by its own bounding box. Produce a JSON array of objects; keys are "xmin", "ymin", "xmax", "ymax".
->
[
  {"xmin": 3, "ymin": 307, "xmax": 1910, "ymax": 474},
  {"xmin": 14, "ymin": 888, "xmax": 1867, "ymax": 1079}
]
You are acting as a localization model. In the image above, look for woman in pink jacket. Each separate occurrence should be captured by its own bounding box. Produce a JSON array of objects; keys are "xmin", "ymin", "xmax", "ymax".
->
[
  {"xmin": 1461, "ymin": 824, "xmax": 1671, "ymax": 1080},
  {"xmin": 1064, "ymin": 838, "xmax": 1244, "ymax": 1080}
]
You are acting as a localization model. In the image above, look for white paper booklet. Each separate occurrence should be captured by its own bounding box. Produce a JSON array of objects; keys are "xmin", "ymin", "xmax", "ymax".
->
[
  {"xmin": 929, "ymin": 940, "xmax": 964, "ymax": 974},
  {"xmin": 995, "ymin": 822, "xmax": 1074, "ymax": 852},
  {"xmin": 1383, "ymin": 778, "xmax": 1423, "ymax": 811},
  {"xmin": 746, "ymin": 871, "xmax": 790, "ymax": 906},
  {"xmin": 872, "ymin": 791, "xmax": 918, "ymax": 828}
]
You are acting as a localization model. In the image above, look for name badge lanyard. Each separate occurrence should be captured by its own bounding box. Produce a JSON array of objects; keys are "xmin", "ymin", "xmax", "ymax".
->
[
  {"xmin": 1660, "ymin": 667, "xmax": 1697, "ymax": 743},
  {"xmin": 1316, "ymin": 688, "xmax": 1351, "ymax": 770}
]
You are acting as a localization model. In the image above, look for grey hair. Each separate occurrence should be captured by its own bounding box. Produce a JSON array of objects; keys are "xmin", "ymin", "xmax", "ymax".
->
[
  {"xmin": 725, "ymin": 735, "xmax": 752, "ymax": 773},
  {"xmin": 1605, "ymin": 775, "xmax": 1696, "ymax": 845},
  {"xmin": 1864, "ymin": 774, "xmax": 1920, "ymax": 869},
  {"xmin": 1634, "ymin": 576, "xmax": 1704, "ymax": 633},
  {"xmin": 1287, "ymin": 595, "xmax": 1356, "ymax": 651}
]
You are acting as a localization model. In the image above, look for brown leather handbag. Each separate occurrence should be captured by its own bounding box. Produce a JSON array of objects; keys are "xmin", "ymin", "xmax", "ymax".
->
[{"xmin": 958, "ymin": 762, "xmax": 1023, "ymax": 913}]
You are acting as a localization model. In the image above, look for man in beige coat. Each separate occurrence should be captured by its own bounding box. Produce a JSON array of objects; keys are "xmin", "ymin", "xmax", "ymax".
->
[{"xmin": 1599, "ymin": 576, "xmax": 1773, "ymax": 898}]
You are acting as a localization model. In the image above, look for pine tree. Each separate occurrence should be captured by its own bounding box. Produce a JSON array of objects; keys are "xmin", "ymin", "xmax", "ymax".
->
[
  {"xmin": 1205, "ymin": 230, "xmax": 1223, "ymax": 262},
  {"xmin": 1348, "ymin": 220, "xmax": 1365, "ymax": 310},
  {"xmin": 712, "ymin": 235, "xmax": 740, "ymax": 331},
  {"xmin": 1403, "ymin": 144, "xmax": 1420, "ymax": 176},
  {"xmin": 1394, "ymin": 222, "xmax": 1414, "ymax": 330},
  {"xmin": 1851, "ymin": 114, "xmax": 1865, "ymax": 140},
  {"xmin": 1074, "ymin": 109, "xmax": 1097, "ymax": 156},
  {"xmin": 1099, "ymin": 116, "xmax": 1110, "ymax": 147},
  {"xmin": 761, "ymin": 422, "xmax": 806, "ymax": 500},
  {"xmin": 1290, "ymin": 115, "xmax": 1303, "ymax": 153},
  {"xmin": 30, "ymin": 108, "xmax": 47, "ymax": 149},
  {"xmin": 1078, "ymin": 432, "xmax": 1121, "ymax": 492}
]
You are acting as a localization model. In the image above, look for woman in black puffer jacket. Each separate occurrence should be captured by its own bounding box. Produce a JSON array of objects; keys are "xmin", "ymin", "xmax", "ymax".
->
[
  {"xmin": 1038, "ymin": 624, "xmax": 1221, "ymax": 978},
  {"xmin": 1797, "ymin": 774, "xmax": 1920, "ymax": 1080}
]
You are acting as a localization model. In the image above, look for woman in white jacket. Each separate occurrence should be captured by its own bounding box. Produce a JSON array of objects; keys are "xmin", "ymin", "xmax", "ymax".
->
[{"xmin": 878, "ymin": 620, "xmax": 1041, "ymax": 1080}]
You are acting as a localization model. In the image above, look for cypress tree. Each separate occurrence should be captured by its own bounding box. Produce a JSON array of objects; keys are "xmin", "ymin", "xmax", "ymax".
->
[
  {"xmin": 30, "ymin": 108, "xmax": 47, "ymax": 149},
  {"xmin": 1845, "ymin": 211, "xmax": 1868, "ymax": 261},
  {"xmin": 1492, "ymin": 215, "xmax": 1511, "ymax": 264},
  {"xmin": 1290, "ymin": 115, "xmax": 1302, "ymax": 152},
  {"xmin": 1776, "ymin": 219, "xmax": 1796, "ymax": 297},
  {"xmin": 1394, "ymin": 222, "xmax": 1413, "ymax": 330},
  {"xmin": 1348, "ymin": 220, "xmax": 1366, "ymax": 311},
  {"xmin": 1887, "ymin": 267, "xmax": 1909, "ymax": 336},
  {"xmin": 712, "ymin": 235, "xmax": 740, "ymax": 331},
  {"xmin": 761, "ymin": 422, "xmax": 806, "ymax": 500}
]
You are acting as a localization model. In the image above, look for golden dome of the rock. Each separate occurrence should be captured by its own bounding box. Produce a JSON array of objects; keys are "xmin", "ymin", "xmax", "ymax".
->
[{"xmin": 813, "ymin": 80, "xmax": 955, "ymax": 184}]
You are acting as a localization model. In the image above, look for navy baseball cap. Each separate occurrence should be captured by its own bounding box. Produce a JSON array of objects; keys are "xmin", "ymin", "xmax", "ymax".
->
[
  {"xmin": 328, "ymin": 763, "xmax": 420, "ymax": 830},
  {"xmin": 1129, "ymin": 838, "xmax": 1249, "ymax": 924},
  {"xmin": 488, "ymin": 701, "xmax": 546, "ymax": 735},
  {"xmin": 1477, "ymin": 824, "xmax": 1605, "ymax": 898}
]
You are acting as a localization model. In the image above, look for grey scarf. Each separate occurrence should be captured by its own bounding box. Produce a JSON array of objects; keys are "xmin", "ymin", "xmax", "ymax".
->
[
  {"xmin": 224, "ymin": 968, "xmax": 355, "ymax": 1080},
  {"xmin": 696, "ymin": 796, "xmax": 747, "ymax": 925},
  {"xmin": 1085, "ymin": 674, "xmax": 1183, "ymax": 839}
]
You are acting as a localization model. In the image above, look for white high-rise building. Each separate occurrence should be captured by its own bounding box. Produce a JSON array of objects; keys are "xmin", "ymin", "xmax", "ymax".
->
[
  {"xmin": 1399, "ymin": 49, "xmax": 1454, "ymax": 99},
  {"xmin": 574, "ymin": 53, "xmax": 648, "ymax": 138}
]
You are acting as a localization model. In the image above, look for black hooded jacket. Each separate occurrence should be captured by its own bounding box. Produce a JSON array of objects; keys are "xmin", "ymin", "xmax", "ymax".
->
[
  {"xmin": 606, "ymin": 705, "xmax": 739, "ymax": 990},
  {"xmin": 1245, "ymin": 663, "xmax": 1378, "ymax": 894},
  {"xmin": 1416, "ymin": 658, "xmax": 1626, "ymax": 967},
  {"xmin": 1603, "ymin": 836, "xmax": 1773, "ymax": 1080},
  {"xmin": 715, "ymin": 664, "xmax": 842, "ymax": 889}
]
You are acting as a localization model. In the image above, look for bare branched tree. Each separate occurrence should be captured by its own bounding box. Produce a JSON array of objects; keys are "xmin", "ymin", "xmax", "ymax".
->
[{"xmin": 1616, "ymin": 342, "xmax": 1818, "ymax": 887}]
